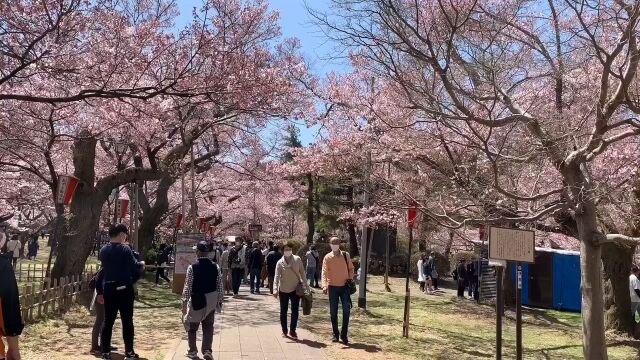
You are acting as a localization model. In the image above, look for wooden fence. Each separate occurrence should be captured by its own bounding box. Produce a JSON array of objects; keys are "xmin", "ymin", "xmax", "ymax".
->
[
  {"xmin": 15, "ymin": 262, "xmax": 98, "ymax": 284},
  {"xmin": 18, "ymin": 273, "xmax": 94, "ymax": 323}
]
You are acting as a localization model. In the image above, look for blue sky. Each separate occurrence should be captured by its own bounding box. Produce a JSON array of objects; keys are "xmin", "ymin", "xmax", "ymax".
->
[{"xmin": 174, "ymin": 0, "xmax": 350, "ymax": 145}]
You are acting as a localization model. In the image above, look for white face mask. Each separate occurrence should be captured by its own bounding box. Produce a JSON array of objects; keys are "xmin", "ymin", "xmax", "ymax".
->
[
  {"xmin": 284, "ymin": 250, "xmax": 293, "ymax": 257},
  {"xmin": 330, "ymin": 244, "xmax": 340, "ymax": 251}
]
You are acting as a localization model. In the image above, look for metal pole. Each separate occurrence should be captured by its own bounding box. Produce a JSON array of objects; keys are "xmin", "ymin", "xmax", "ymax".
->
[
  {"xmin": 112, "ymin": 187, "xmax": 119, "ymax": 225},
  {"xmin": 129, "ymin": 184, "xmax": 134, "ymax": 244},
  {"xmin": 190, "ymin": 145, "xmax": 197, "ymax": 233},
  {"xmin": 402, "ymin": 224, "xmax": 413, "ymax": 338},
  {"xmin": 384, "ymin": 225, "xmax": 391, "ymax": 292},
  {"xmin": 133, "ymin": 182, "xmax": 140, "ymax": 250},
  {"xmin": 516, "ymin": 263, "xmax": 523, "ymax": 360},
  {"xmin": 495, "ymin": 266, "xmax": 504, "ymax": 360},
  {"xmin": 358, "ymin": 151, "xmax": 371, "ymax": 309}
]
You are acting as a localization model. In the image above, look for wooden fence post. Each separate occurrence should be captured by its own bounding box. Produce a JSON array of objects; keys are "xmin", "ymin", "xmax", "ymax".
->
[{"xmin": 38, "ymin": 284, "xmax": 44, "ymax": 318}]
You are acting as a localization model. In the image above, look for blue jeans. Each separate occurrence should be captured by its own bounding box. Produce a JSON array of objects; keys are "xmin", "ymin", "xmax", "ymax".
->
[
  {"xmin": 231, "ymin": 268, "xmax": 244, "ymax": 295},
  {"xmin": 328, "ymin": 285, "xmax": 351, "ymax": 339},
  {"xmin": 249, "ymin": 268, "xmax": 261, "ymax": 293}
]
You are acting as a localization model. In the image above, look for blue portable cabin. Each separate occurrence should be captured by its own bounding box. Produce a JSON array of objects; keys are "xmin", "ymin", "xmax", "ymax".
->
[{"xmin": 510, "ymin": 247, "xmax": 581, "ymax": 312}]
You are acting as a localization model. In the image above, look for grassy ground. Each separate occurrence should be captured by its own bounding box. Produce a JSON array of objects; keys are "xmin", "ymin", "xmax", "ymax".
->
[
  {"xmin": 19, "ymin": 277, "xmax": 182, "ymax": 360},
  {"xmin": 300, "ymin": 276, "xmax": 640, "ymax": 360},
  {"xmin": 15, "ymin": 239, "xmax": 100, "ymax": 290}
]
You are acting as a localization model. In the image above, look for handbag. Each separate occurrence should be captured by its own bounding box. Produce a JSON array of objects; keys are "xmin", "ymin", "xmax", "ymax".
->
[
  {"xmin": 291, "ymin": 257, "xmax": 310, "ymax": 297},
  {"xmin": 342, "ymin": 252, "xmax": 357, "ymax": 295}
]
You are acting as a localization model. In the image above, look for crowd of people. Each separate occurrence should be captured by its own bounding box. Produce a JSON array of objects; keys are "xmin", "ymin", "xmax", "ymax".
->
[
  {"xmin": 83, "ymin": 226, "xmax": 357, "ymax": 360},
  {"xmin": 19, "ymin": 220, "xmax": 625, "ymax": 360}
]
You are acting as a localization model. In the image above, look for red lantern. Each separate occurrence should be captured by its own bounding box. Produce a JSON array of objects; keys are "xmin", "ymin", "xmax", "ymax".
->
[
  {"xmin": 118, "ymin": 199, "xmax": 129, "ymax": 219},
  {"xmin": 56, "ymin": 175, "xmax": 79, "ymax": 205},
  {"xmin": 408, "ymin": 201, "xmax": 418, "ymax": 229},
  {"xmin": 175, "ymin": 213, "xmax": 183, "ymax": 229},
  {"xmin": 478, "ymin": 224, "xmax": 485, "ymax": 241},
  {"xmin": 208, "ymin": 225, "xmax": 215, "ymax": 236}
]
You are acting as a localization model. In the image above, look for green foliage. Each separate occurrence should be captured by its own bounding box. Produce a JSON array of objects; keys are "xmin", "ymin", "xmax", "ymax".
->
[
  {"xmin": 278, "ymin": 238, "xmax": 305, "ymax": 253},
  {"xmin": 145, "ymin": 248, "xmax": 158, "ymax": 265},
  {"xmin": 280, "ymin": 124, "xmax": 303, "ymax": 162},
  {"xmin": 452, "ymin": 251, "xmax": 477, "ymax": 265},
  {"xmin": 315, "ymin": 214, "xmax": 339, "ymax": 233}
]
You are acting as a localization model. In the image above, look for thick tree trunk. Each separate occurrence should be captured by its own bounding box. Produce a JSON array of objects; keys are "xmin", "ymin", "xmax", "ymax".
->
[
  {"xmin": 561, "ymin": 165, "xmax": 607, "ymax": 359},
  {"xmin": 137, "ymin": 176, "xmax": 173, "ymax": 259},
  {"xmin": 52, "ymin": 192, "xmax": 103, "ymax": 278},
  {"xmin": 306, "ymin": 174, "xmax": 315, "ymax": 245},
  {"xmin": 52, "ymin": 135, "xmax": 104, "ymax": 279},
  {"xmin": 602, "ymin": 242, "xmax": 635, "ymax": 334},
  {"xmin": 348, "ymin": 222, "xmax": 359, "ymax": 257}
]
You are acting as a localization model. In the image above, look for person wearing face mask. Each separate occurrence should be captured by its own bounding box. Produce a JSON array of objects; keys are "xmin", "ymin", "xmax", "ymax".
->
[
  {"xmin": 321, "ymin": 236, "xmax": 355, "ymax": 344},
  {"xmin": 273, "ymin": 241, "xmax": 306, "ymax": 339}
]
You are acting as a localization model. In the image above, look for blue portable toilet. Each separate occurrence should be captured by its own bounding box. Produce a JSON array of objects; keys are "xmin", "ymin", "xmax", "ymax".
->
[{"xmin": 511, "ymin": 248, "xmax": 581, "ymax": 312}]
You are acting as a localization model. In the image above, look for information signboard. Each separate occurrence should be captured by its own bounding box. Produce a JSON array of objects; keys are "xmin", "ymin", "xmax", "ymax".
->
[
  {"xmin": 488, "ymin": 227, "xmax": 535, "ymax": 263},
  {"xmin": 174, "ymin": 234, "xmax": 204, "ymax": 274}
]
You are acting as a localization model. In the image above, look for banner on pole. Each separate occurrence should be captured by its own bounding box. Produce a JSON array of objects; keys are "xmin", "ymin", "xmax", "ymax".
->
[
  {"xmin": 56, "ymin": 175, "xmax": 79, "ymax": 205},
  {"xmin": 118, "ymin": 199, "xmax": 129, "ymax": 220},
  {"xmin": 408, "ymin": 201, "xmax": 417, "ymax": 228}
]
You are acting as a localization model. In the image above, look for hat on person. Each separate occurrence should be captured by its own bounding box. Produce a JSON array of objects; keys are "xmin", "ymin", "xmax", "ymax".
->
[{"xmin": 193, "ymin": 240, "xmax": 210, "ymax": 252}]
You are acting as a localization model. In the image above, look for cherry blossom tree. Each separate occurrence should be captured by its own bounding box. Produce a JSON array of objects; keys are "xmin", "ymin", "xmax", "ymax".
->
[{"xmin": 310, "ymin": 0, "xmax": 640, "ymax": 357}]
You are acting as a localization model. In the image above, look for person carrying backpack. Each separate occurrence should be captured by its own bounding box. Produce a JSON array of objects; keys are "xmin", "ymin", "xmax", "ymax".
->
[
  {"xmin": 228, "ymin": 238, "xmax": 247, "ymax": 297},
  {"xmin": 247, "ymin": 242, "xmax": 264, "ymax": 294},
  {"xmin": 96, "ymin": 224, "xmax": 144, "ymax": 360}
]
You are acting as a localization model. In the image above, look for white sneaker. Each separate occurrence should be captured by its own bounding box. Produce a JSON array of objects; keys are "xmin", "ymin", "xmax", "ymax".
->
[
  {"xmin": 185, "ymin": 350, "xmax": 198, "ymax": 359},
  {"xmin": 203, "ymin": 350, "xmax": 214, "ymax": 360}
]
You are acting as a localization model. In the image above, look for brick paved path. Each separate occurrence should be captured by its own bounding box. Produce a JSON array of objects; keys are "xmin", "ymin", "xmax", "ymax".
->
[{"xmin": 164, "ymin": 285, "xmax": 328, "ymax": 360}]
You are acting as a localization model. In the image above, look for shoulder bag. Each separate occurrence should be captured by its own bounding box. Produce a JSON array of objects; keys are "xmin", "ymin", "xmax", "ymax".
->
[{"xmin": 342, "ymin": 252, "xmax": 357, "ymax": 295}]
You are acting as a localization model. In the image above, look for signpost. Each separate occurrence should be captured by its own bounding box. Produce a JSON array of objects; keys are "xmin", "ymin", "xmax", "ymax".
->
[
  {"xmin": 488, "ymin": 226, "xmax": 535, "ymax": 360},
  {"xmin": 402, "ymin": 201, "xmax": 418, "ymax": 338},
  {"xmin": 172, "ymin": 233, "xmax": 204, "ymax": 294},
  {"xmin": 248, "ymin": 223, "xmax": 262, "ymax": 241}
]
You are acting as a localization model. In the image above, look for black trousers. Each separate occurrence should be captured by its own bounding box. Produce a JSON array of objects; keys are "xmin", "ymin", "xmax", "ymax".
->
[
  {"xmin": 231, "ymin": 268, "xmax": 244, "ymax": 294},
  {"xmin": 279, "ymin": 291, "xmax": 300, "ymax": 333},
  {"xmin": 101, "ymin": 284, "xmax": 135, "ymax": 354},
  {"xmin": 155, "ymin": 267, "xmax": 170, "ymax": 284},
  {"xmin": 457, "ymin": 279, "xmax": 466, "ymax": 297}
]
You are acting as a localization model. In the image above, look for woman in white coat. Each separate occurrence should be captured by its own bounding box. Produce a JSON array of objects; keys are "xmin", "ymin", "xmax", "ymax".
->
[{"xmin": 417, "ymin": 253, "xmax": 426, "ymax": 292}]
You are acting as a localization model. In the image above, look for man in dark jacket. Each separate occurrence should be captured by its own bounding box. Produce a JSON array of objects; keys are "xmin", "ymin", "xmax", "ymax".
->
[
  {"xmin": 0, "ymin": 251, "xmax": 23, "ymax": 360},
  {"xmin": 455, "ymin": 259, "xmax": 467, "ymax": 298},
  {"xmin": 248, "ymin": 241, "xmax": 264, "ymax": 294},
  {"xmin": 97, "ymin": 224, "xmax": 144, "ymax": 360},
  {"xmin": 155, "ymin": 243, "xmax": 171, "ymax": 286},
  {"xmin": 265, "ymin": 245, "xmax": 282, "ymax": 294}
]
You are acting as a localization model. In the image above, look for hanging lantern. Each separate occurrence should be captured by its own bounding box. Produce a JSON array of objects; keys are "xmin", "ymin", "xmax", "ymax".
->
[
  {"xmin": 118, "ymin": 199, "xmax": 129, "ymax": 220},
  {"xmin": 56, "ymin": 175, "xmax": 80, "ymax": 205},
  {"xmin": 175, "ymin": 213, "xmax": 183, "ymax": 229},
  {"xmin": 408, "ymin": 200, "xmax": 418, "ymax": 229}
]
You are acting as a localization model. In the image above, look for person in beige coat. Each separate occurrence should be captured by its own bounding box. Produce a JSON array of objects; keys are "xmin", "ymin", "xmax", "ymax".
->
[{"xmin": 273, "ymin": 241, "xmax": 307, "ymax": 339}]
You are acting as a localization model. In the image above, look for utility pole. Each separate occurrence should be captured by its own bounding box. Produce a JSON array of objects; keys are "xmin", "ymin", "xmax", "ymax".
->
[
  {"xmin": 358, "ymin": 151, "xmax": 371, "ymax": 309},
  {"xmin": 190, "ymin": 145, "xmax": 197, "ymax": 233}
]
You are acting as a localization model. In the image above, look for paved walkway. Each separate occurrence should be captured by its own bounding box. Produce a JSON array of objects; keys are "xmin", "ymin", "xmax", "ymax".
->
[{"xmin": 164, "ymin": 285, "xmax": 328, "ymax": 360}]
